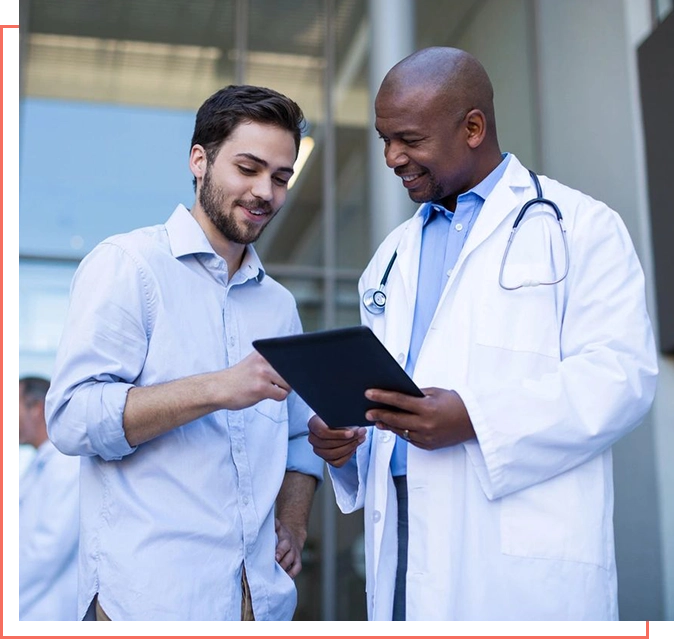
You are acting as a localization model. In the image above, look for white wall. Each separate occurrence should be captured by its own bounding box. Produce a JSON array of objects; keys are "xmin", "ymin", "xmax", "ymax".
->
[
  {"xmin": 457, "ymin": 0, "xmax": 539, "ymax": 170},
  {"xmin": 626, "ymin": 0, "xmax": 674, "ymax": 620},
  {"xmin": 534, "ymin": 0, "xmax": 669, "ymax": 620}
]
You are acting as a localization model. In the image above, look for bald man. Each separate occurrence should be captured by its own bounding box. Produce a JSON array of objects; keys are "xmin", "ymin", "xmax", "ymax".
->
[{"xmin": 309, "ymin": 47, "xmax": 657, "ymax": 620}]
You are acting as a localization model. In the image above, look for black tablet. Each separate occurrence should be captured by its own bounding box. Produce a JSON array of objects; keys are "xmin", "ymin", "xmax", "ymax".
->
[{"xmin": 253, "ymin": 325, "xmax": 424, "ymax": 429}]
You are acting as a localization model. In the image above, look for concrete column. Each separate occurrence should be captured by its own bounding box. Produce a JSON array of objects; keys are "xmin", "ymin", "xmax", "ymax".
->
[{"xmin": 368, "ymin": 0, "xmax": 416, "ymax": 253}]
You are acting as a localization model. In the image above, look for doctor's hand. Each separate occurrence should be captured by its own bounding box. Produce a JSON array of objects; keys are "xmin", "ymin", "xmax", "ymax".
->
[
  {"xmin": 308, "ymin": 414, "xmax": 367, "ymax": 467},
  {"xmin": 365, "ymin": 387, "xmax": 475, "ymax": 451}
]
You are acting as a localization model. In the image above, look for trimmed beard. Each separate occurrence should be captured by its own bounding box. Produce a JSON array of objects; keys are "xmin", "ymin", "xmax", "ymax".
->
[
  {"xmin": 408, "ymin": 173, "xmax": 444, "ymax": 204},
  {"xmin": 199, "ymin": 166, "xmax": 273, "ymax": 245}
]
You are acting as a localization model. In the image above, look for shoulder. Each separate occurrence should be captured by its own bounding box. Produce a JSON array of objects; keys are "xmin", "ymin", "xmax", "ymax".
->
[
  {"xmin": 361, "ymin": 211, "xmax": 422, "ymax": 282},
  {"xmin": 256, "ymin": 273, "xmax": 303, "ymax": 333},
  {"xmin": 537, "ymin": 175, "xmax": 624, "ymax": 227},
  {"xmin": 78, "ymin": 223, "xmax": 170, "ymax": 275},
  {"xmin": 99, "ymin": 223, "xmax": 169, "ymax": 260},
  {"xmin": 258, "ymin": 273, "xmax": 298, "ymax": 310},
  {"xmin": 377, "ymin": 215, "xmax": 419, "ymax": 253}
]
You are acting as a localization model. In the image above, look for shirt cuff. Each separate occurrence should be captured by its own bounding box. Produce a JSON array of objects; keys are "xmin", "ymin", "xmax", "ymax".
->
[
  {"xmin": 87, "ymin": 382, "xmax": 137, "ymax": 461},
  {"xmin": 287, "ymin": 435, "xmax": 324, "ymax": 486}
]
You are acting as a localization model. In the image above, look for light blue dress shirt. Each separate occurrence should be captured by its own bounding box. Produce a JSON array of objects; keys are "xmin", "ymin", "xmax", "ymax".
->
[
  {"xmin": 19, "ymin": 440, "xmax": 80, "ymax": 620},
  {"xmin": 46, "ymin": 204, "xmax": 323, "ymax": 621},
  {"xmin": 391, "ymin": 154, "xmax": 511, "ymax": 475}
]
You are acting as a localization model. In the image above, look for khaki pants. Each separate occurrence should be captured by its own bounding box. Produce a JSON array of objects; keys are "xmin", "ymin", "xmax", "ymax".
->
[
  {"xmin": 95, "ymin": 596, "xmax": 111, "ymax": 621},
  {"xmin": 241, "ymin": 567, "xmax": 255, "ymax": 621},
  {"xmin": 95, "ymin": 572, "xmax": 254, "ymax": 621}
]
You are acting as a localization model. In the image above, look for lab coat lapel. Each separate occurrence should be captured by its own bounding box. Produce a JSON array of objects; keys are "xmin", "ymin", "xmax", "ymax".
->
[
  {"xmin": 459, "ymin": 157, "xmax": 531, "ymax": 261},
  {"xmin": 431, "ymin": 156, "xmax": 532, "ymax": 316},
  {"xmin": 383, "ymin": 212, "xmax": 423, "ymax": 350}
]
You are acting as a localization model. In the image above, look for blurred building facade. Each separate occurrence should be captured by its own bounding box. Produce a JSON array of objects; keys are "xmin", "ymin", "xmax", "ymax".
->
[{"xmin": 18, "ymin": 0, "xmax": 673, "ymax": 621}]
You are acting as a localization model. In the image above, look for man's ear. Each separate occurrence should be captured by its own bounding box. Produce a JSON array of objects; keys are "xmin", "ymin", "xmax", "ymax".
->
[
  {"xmin": 189, "ymin": 145, "xmax": 208, "ymax": 183},
  {"xmin": 464, "ymin": 109, "xmax": 487, "ymax": 149}
]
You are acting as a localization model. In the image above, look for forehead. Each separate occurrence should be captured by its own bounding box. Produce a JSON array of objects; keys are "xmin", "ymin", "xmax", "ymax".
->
[
  {"xmin": 375, "ymin": 83, "xmax": 446, "ymax": 134},
  {"xmin": 218, "ymin": 121, "xmax": 297, "ymax": 168}
]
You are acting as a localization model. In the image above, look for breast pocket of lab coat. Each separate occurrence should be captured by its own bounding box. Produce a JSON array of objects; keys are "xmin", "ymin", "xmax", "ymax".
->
[{"xmin": 475, "ymin": 264, "xmax": 561, "ymax": 359}]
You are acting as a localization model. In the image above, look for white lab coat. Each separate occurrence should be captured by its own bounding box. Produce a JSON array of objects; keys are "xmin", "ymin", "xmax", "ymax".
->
[
  {"xmin": 329, "ymin": 154, "xmax": 658, "ymax": 620},
  {"xmin": 19, "ymin": 441, "xmax": 80, "ymax": 621}
]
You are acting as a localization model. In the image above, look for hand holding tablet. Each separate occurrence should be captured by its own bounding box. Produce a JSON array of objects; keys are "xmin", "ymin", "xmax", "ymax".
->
[{"xmin": 253, "ymin": 326, "xmax": 424, "ymax": 429}]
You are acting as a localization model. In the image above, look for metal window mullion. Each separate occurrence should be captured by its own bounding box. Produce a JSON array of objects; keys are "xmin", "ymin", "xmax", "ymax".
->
[
  {"xmin": 321, "ymin": 0, "xmax": 338, "ymax": 622},
  {"xmin": 235, "ymin": 0, "xmax": 249, "ymax": 84}
]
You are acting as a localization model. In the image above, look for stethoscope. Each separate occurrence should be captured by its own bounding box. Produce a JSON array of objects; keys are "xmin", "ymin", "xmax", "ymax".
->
[{"xmin": 362, "ymin": 170, "xmax": 570, "ymax": 314}]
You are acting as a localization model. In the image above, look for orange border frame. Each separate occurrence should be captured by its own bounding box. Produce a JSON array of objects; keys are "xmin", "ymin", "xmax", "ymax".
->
[{"xmin": 0, "ymin": 0, "xmax": 672, "ymax": 639}]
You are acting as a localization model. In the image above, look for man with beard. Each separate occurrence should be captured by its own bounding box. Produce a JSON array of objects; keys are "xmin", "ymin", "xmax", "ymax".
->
[{"xmin": 46, "ymin": 85, "xmax": 323, "ymax": 621}]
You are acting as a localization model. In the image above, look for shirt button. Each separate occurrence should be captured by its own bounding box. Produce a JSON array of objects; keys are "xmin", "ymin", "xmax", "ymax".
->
[
  {"xmin": 381, "ymin": 432, "xmax": 391, "ymax": 443},
  {"xmin": 373, "ymin": 510, "xmax": 381, "ymax": 523},
  {"xmin": 242, "ymin": 497, "xmax": 249, "ymax": 505},
  {"xmin": 455, "ymin": 223, "xmax": 464, "ymax": 231},
  {"xmin": 396, "ymin": 353, "xmax": 405, "ymax": 365}
]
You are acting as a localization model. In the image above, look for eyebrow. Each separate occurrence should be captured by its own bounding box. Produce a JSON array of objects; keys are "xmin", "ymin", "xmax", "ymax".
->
[
  {"xmin": 235, "ymin": 152, "xmax": 294, "ymax": 175},
  {"xmin": 375, "ymin": 127, "xmax": 422, "ymax": 137}
]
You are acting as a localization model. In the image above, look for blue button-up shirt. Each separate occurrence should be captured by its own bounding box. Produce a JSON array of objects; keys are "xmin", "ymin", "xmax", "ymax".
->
[
  {"xmin": 391, "ymin": 154, "xmax": 511, "ymax": 475},
  {"xmin": 46, "ymin": 204, "xmax": 323, "ymax": 620}
]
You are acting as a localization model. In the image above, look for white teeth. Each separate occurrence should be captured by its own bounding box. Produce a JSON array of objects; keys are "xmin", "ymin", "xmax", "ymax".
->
[{"xmin": 402, "ymin": 174, "xmax": 420, "ymax": 182}]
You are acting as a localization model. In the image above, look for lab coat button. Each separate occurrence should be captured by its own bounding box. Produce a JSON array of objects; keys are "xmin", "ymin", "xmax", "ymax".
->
[
  {"xmin": 396, "ymin": 353, "xmax": 405, "ymax": 364},
  {"xmin": 373, "ymin": 510, "xmax": 381, "ymax": 523}
]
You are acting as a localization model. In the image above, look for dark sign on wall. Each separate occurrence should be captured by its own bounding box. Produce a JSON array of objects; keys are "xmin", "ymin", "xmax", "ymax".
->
[{"xmin": 638, "ymin": 11, "xmax": 674, "ymax": 354}]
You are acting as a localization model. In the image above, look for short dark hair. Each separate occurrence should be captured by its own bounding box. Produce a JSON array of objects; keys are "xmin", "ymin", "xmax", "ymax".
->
[
  {"xmin": 190, "ymin": 84, "xmax": 305, "ymax": 189},
  {"xmin": 20, "ymin": 376, "xmax": 50, "ymax": 405}
]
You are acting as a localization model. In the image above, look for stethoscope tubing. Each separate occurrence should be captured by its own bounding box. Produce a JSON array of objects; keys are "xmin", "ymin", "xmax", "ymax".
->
[{"xmin": 362, "ymin": 170, "xmax": 569, "ymax": 312}]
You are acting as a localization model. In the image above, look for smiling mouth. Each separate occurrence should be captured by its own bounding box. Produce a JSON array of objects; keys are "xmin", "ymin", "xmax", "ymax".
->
[
  {"xmin": 243, "ymin": 207, "xmax": 267, "ymax": 216},
  {"xmin": 238, "ymin": 201, "xmax": 272, "ymax": 218},
  {"xmin": 398, "ymin": 172, "xmax": 424, "ymax": 187}
]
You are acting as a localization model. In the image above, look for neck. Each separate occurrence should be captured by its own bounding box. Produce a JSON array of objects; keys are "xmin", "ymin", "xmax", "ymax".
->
[
  {"xmin": 474, "ymin": 146, "xmax": 504, "ymax": 184},
  {"xmin": 191, "ymin": 202, "xmax": 246, "ymax": 279}
]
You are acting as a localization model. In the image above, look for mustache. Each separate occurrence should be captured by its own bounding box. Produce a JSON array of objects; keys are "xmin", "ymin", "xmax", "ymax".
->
[{"xmin": 236, "ymin": 199, "xmax": 273, "ymax": 216}]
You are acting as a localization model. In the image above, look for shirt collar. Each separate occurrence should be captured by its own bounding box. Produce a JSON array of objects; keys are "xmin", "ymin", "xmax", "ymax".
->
[
  {"xmin": 421, "ymin": 152, "xmax": 512, "ymax": 225},
  {"xmin": 236, "ymin": 244, "xmax": 266, "ymax": 283},
  {"xmin": 470, "ymin": 152, "xmax": 511, "ymax": 201},
  {"xmin": 165, "ymin": 204, "xmax": 265, "ymax": 283}
]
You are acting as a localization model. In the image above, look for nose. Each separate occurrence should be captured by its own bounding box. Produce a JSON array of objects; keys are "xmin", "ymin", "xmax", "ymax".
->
[
  {"xmin": 251, "ymin": 176, "xmax": 274, "ymax": 202},
  {"xmin": 384, "ymin": 141, "xmax": 408, "ymax": 169}
]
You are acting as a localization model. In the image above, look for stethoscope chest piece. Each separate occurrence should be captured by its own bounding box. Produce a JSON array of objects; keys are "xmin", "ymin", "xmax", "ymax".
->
[{"xmin": 362, "ymin": 288, "xmax": 387, "ymax": 314}]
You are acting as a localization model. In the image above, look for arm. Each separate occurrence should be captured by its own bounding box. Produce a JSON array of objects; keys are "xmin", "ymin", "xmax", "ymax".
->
[
  {"xmin": 46, "ymin": 242, "xmax": 289, "ymax": 458},
  {"xmin": 462, "ymin": 199, "xmax": 658, "ymax": 499},
  {"xmin": 274, "ymin": 471, "xmax": 317, "ymax": 578},
  {"xmin": 123, "ymin": 352, "xmax": 289, "ymax": 446},
  {"xmin": 361, "ymin": 196, "xmax": 657, "ymax": 500}
]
